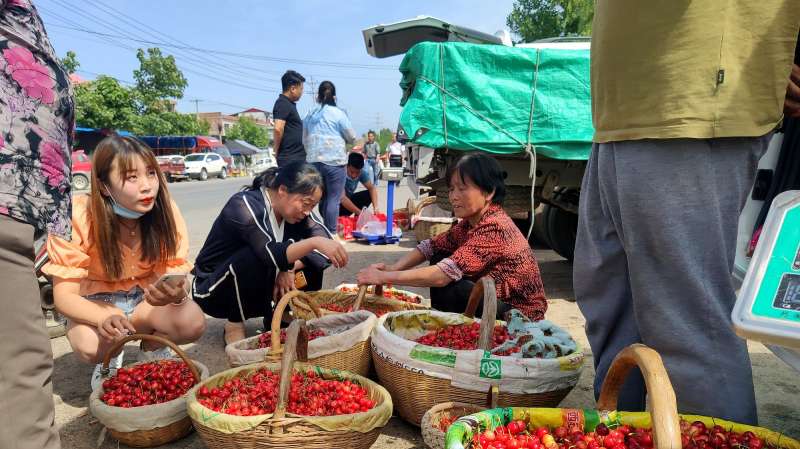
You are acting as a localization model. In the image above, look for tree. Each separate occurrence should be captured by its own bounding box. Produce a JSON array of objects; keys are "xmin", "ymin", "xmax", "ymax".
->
[
  {"xmin": 226, "ymin": 116, "xmax": 270, "ymax": 148},
  {"xmin": 60, "ymin": 50, "xmax": 80, "ymax": 74},
  {"xmin": 74, "ymin": 75, "xmax": 137, "ymax": 130},
  {"xmin": 506, "ymin": 0, "xmax": 593, "ymax": 43},
  {"xmin": 376, "ymin": 128, "xmax": 393, "ymax": 153},
  {"xmin": 71, "ymin": 46, "xmax": 209, "ymax": 136},
  {"xmin": 133, "ymin": 48, "xmax": 188, "ymax": 112},
  {"xmin": 132, "ymin": 111, "xmax": 210, "ymax": 136}
]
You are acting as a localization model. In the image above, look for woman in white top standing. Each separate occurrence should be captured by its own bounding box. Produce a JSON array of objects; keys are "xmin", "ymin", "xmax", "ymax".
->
[{"xmin": 304, "ymin": 81, "xmax": 357, "ymax": 233}]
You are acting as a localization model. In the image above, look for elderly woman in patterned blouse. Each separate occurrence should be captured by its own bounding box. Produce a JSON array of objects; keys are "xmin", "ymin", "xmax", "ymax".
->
[{"xmin": 357, "ymin": 153, "xmax": 547, "ymax": 320}]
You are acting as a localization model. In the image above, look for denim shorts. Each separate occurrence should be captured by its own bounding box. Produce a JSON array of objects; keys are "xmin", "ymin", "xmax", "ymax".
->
[{"xmin": 86, "ymin": 286, "xmax": 144, "ymax": 316}]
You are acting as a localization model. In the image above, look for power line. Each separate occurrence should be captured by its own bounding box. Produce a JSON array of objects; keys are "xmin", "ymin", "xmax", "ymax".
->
[
  {"xmin": 75, "ymin": 69, "xmax": 254, "ymax": 113},
  {"xmin": 42, "ymin": 0, "xmax": 283, "ymax": 88},
  {"xmin": 43, "ymin": 22, "xmax": 398, "ymax": 70}
]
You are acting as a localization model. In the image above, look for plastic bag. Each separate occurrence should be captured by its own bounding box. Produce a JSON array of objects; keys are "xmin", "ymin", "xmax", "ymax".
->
[
  {"xmin": 356, "ymin": 206, "xmax": 376, "ymax": 230},
  {"xmin": 491, "ymin": 310, "xmax": 577, "ymax": 359},
  {"xmin": 361, "ymin": 221, "xmax": 402, "ymax": 238}
]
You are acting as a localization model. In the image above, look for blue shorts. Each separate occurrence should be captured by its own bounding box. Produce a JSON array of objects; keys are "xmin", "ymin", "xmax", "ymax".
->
[{"xmin": 86, "ymin": 286, "xmax": 144, "ymax": 317}]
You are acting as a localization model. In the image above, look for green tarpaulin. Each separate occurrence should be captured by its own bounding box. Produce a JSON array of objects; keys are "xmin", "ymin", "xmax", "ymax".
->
[{"xmin": 398, "ymin": 42, "xmax": 593, "ymax": 160}]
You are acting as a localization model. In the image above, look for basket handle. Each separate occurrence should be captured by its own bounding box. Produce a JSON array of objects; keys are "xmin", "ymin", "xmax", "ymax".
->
[
  {"xmin": 269, "ymin": 290, "xmax": 321, "ymax": 358},
  {"xmin": 352, "ymin": 285, "xmax": 369, "ymax": 311},
  {"xmin": 486, "ymin": 385, "xmax": 499, "ymax": 409},
  {"xmin": 273, "ymin": 320, "xmax": 309, "ymax": 424},
  {"xmin": 100, "ymin": 333, "xmax": 201, "ymax": 382},
  {"xmin": 597, "ymin": 344, "xmax": 681, "ymax": 449},
  {"xmin": 462, "ymin": 277, "xmax": 497, "ymax": 351}
]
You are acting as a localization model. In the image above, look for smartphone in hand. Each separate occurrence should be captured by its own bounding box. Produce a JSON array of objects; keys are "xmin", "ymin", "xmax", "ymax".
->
[{"xmin": 155, "ymin": 273, "xmax": 187, "ymax": 289}]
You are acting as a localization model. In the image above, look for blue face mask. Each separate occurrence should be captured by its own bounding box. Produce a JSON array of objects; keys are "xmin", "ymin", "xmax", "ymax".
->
[{"xmin": 105, "ymin": 186, "xmax": 145, "ymax": 219}]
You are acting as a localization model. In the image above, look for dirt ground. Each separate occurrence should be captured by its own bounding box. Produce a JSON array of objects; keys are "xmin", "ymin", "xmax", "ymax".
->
[{"xmin": 51, "ymin": 239, "xmax": 800, "ymax": 448}]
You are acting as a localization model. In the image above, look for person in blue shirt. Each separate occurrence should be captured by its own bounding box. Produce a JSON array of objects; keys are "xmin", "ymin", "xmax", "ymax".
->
[
  {"xmin": 303, "ymin": 81, "xmax": 356, "ymax": 233},
  {"xmin": 340, "ymin": 152, "xmax": 379, "ymax": 216}
]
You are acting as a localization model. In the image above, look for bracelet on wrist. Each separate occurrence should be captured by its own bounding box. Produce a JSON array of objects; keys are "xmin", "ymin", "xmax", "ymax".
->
[{"xmin": 170, "ymin": 295, "xmax": 189, "ymax": 306}]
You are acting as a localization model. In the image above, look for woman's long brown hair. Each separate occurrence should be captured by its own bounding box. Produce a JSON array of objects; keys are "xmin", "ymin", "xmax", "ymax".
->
[{"xmin": 89, "ymin": 136, "xmax": 179, "ymax": 280}]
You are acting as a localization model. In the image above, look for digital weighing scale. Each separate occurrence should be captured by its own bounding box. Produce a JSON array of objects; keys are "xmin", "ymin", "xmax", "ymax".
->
[
  {"xmin": 351, "ymin": 166, "xmax": 406, "ymax": 245},
  {"xmin": 733, "ymin": 190, "xmax": 800, "ymax": 369}
]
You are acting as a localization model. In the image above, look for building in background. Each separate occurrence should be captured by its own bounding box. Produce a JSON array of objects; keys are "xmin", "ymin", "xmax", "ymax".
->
[{"xmin": 197, "ymin": 108, "xmax": 273, "ymax": 140}]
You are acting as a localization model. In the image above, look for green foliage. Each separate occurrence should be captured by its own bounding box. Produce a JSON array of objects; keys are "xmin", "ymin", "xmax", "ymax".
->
[
  {"xmin": 506, "ymin": 0, "xmax": 593, "ymax": 43},
  {"xmin": 226, "ymin": 116, "xmax": 270, "ymax": 148},
  {"xmin": 71, "ymin": 48, "xmax": 208, "ymax": 136},
  {"xmin": 132, "ymin": 111, "xmax": 210, "ymax": 136},
  {"xmin": 133, "ymin": 48, "xmax": 188, "ymax": 112},
  {"xmin": 74, "ymin": 75, "xmax": 137, "ymax": 130},
  {"xmin": 376, "ymin": 128, "xmax": 393, "ymax": 153},
  {"xmin": 60, "ymin": 50, "xmax": 79, "ymax": 74}
]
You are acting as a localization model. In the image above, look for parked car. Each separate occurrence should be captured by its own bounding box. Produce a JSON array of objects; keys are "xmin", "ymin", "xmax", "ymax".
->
[
  {"xmin": 248, "ymin": 151, "xmax": 277, "ymax": 175},
  {"xmin": 183, "ymin": 152, "xmax": 228, "ymax": 181},
  {"xmin": 156, "ymin": 155, "xmax": 188, "ymax": 182},
  {"xmin": 211, "ymin": 145, "xmax": 234, "ymax": 169},
  {"xmin": 71, "ymin": 149, "xmax": 92, "ymax": 191}
]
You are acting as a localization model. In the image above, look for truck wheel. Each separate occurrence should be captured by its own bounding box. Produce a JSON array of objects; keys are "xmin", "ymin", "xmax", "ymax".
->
[
  {"xmin": 199, "ymin": 168, "xmax": 208, "ymax": 181},
  {"xmin": 166, "ymin": 173, "xmax": 174, "ymax": 183},
  {"xmin": 219, "ymin": 167, "xmax": 227, "ymax": 179},
  {"xmin": 72, "ymin": 173, "xmax": 89, "ymax": 191},
  {"xmin": 543, "ymin": 203, "xmax": 577, "ymax": 261}
]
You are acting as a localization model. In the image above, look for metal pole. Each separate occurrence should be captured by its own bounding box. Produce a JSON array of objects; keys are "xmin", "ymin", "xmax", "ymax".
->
[{"xmin": 386, "ymin": 180, "xmax": 395, "ymax": 241}]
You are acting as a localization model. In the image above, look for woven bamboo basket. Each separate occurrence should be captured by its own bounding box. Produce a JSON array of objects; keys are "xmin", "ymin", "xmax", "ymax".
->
[
  {"xmin": 92, "ymin": 334, "xmax": 204, "ymax": 448},
  {"xmin": 188, "ymin": 320, "xmax": 393, "ymax": 449},
  {"xmin": 444, "ymin": 344, "xmax": 800, "ymax": 449},
  {"xmin": 287, "ymin": 284, "xmax": 429, "ymax": 320},
  {"xmin": 411, "ymin": 196, "xmax": 455, "ymax": 242},
  {"xmin": 421, "ymin": 386, "xmax": 498, "ymax": 449},
  {"xmin": 224, "ymin": 290, "xmax": 374, "ymax": 376},
  {"xmin": 372, "ymin": 277, "xmax": 578, "ymax": 426}
]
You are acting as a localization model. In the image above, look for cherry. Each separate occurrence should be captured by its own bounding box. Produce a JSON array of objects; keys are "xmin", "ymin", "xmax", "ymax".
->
[
  {"xmin": 414, "ymin": 322, "xmax": 511, "ymax": 351},
  {"xmin": 195, "ymin": 369, "xmax": 375, "ymax": 417},
  {"xmin": 100, "ymin": 360, "xmax": 197, "ymax": 407},
  {"xmin": 256, "ymin": 328, "xmax": 325, "ymax": 349}
]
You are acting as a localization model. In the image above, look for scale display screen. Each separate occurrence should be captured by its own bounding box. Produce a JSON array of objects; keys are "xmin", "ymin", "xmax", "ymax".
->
[{"xmin": 774, "ymin": 273, "xmax": 800, "ymax": 312}]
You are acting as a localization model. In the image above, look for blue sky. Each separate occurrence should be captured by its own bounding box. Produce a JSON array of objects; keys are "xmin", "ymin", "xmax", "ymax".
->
[{"xmin": 36, "ymin": 0, "xmax": 515, "ymax": 136}]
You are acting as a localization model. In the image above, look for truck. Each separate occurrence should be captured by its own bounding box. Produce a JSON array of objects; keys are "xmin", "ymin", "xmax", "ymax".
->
[
  {"xmin": 363, "ymin": 17, "xmax": 591, "ymax": 259},
  {"xmin": 156, "ymin": 154, "xmax": 188, "ymax": 182}
]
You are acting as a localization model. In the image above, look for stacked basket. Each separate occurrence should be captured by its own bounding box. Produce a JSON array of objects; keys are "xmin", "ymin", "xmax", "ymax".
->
[
  {"xmin": 225, "ymin": 289, "xmax": 377, "ymax": 376},
  {"xmin": 287, "ymin": 284, "xmax": 429, "ymax": 320}
]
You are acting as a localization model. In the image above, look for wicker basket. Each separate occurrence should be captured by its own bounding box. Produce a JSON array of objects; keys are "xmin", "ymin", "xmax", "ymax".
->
[
  {"xmin": 371, "ymin": 277, "xmax": 579, "ymax": 426},
  {"xmin": 91, "ymin": 334, "xmax": 204, "ymax": 448},
  {"xmin": 421, "ymin": 387, "xmax": 498, "ymax": 449},
  {"xmin": 411, "ymin": 196, "xmax": 455, "ymax": 242},
  {"xmin": 444, "ymin": 344, "xmax": 800, "ymax": 449},
  {"xmin": 335, "ymin": 283, "xmax": 430, "ymax": 307},
  {"xmin": 225, "ymin": 292, "xmax": 374, "ymax": 376},
  {"xmin": 287, "ymin": 284, "xmax": 428, "ymax": 320},
  {"xmin": 188, "ymin": 320, "xmax": 393, "ymax": 449}
]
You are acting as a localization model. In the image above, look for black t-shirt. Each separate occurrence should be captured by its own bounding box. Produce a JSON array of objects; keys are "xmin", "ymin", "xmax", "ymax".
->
[{"xmin": 272, "ymin": 94, "xmax": 305, "ymax": 165}]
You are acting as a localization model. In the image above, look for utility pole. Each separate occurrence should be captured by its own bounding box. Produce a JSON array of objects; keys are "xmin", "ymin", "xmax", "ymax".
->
[
  {"xmin": 191, "ymin": 99, "xmax": 201, "ymax": 116},
  {"xmin": 309, "ymin": 76, "xmax": 316, "ymax": 97},
  {"xmin": 375, "ymin": 112, "xmax": 382, "ymax": 132}
]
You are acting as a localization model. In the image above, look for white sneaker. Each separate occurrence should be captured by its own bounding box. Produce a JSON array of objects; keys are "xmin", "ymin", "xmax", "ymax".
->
[
  {"xmin": 136, "ymin": 343, "xmax": 174, "ymax": 362},
  {"xmin": 91, "ymin": 350, "xmax": 124, "ymax": 391}
]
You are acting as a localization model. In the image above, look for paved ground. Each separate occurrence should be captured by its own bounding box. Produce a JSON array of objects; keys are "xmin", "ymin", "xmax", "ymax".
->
[{"xmin": 54, "ymin": 177, "xmax": 800, "ymax": 448}]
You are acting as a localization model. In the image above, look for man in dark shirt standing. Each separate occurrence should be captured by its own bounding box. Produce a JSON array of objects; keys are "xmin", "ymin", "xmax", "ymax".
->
[{"xmin": 272, "ymin": 70, "xmax": 306, "ymax": 167}]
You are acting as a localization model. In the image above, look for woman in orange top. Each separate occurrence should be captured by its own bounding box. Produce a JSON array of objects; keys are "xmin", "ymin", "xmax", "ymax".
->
[{"xmin": 43, "ymin": 136, "xmax": 205, "ymax": 389}]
